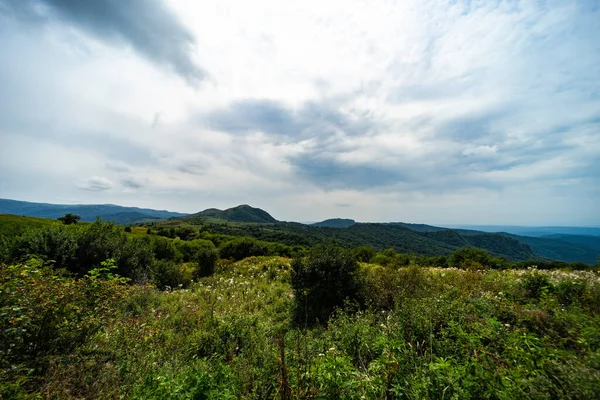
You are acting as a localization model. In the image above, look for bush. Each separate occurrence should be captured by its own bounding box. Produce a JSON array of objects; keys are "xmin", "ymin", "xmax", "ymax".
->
[
  {"xmin": 152, "ymin": 236, "xmax": 179, "ymax": 260},
  {"xmin": 352, "ymin": 246, "xmax": 375, "ymax": 262},
  {"xmin": 124, "ymin": 226, "xmax": 132, "ymax": 233},
  {"xmin": 555, "ymin": 279, "xmax": 587, "ymax": 306},
  {"xmin": 522, "ymin": 272, "xmax": 553, "ymax": 300},
  {"xmin": 0, "ymin": 259, "xmax": 130, "ymax": 393},
  {"xmin": 219, "ymin": 238, "xmax": 268, "ymax": 261},
  {"xmin": 174, "ymin": 239, "xmax": 215, "ymax": 262},
  {"xmin": 149, "ymin": 260, "xmax": 191, "ymax": 289},
  {"xmin": 291, "ymin": 243, "xmax": 362, "ymax": 325},
  {"xmin": 195, "ymin": 247, "xmax": 219, "ymax": 278},
  {"xmin": 449, "ymin": 247, "xmax": 506, "ymax": 269}
]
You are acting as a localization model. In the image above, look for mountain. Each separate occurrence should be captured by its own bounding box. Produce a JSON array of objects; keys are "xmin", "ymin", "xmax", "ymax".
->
[
  {"xmin": 394, "ymin": 221, "xmax": 599, "ymax": 264},
  {"xmin": 446, "ymin": 224, "xmax": 600, "ymax": 237},
  {"xmin": 540, "ymin": 234, "xmax": 600, "ymax": 251},
  {"xmin": 0, "ymin": 199, "xmax": 187, "ymax": 225},
  {"xmin": 185, "ymin": 205, "xmax": 277, "ymax": 223},
  {"xmin": 172, "ymin": 215, "xmax": 536, "ymax": 261},
  {"xmin": 500, "ymin": 233, "xmax": 599, "ymax": 264},
  {"xmin": 312, "ymin": 218, "xmax": 356, "ymax": 228},
  {"xmin": 390, "ymin": 222, "xmax": 599, "ymax": 264}
]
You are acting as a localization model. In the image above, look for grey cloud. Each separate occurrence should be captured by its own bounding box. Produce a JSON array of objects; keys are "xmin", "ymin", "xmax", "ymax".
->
[
  {"xmin": 436, "ymin": 109, "xmax": 511, "ymax": 144},
  {"xmin": 205, "ymin": 99, "xmax": 374, "ymax": 138},
  {"xmin": 106, "ymin": 161, "xmax": 131, "ymax": 172},
  {"xmin": 78, "ymin": 176, "xmax": 113, "ymax": 191},
  {"xmin": 121, "ymin": 177, "xmax": 144, "ymax": 189},
  {"xmin": 2, "ymin": 0, "xmax": 204, "ymax": 85},
  {"xmin": 290, "ymin": 153, "xmax": 405, "ymax": 190}
]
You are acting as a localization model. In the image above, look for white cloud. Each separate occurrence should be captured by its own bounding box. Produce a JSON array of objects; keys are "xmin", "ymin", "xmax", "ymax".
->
[{"xmin": 0, "ymin": 0, "xmax": 598, "ymax": 224}]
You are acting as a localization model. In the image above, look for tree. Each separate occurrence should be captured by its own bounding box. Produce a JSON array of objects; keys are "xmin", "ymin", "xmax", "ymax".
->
[
  {"xmin": 291, "ymin": 243, "xmax": 361, "ymax": 326},
  {"xmin": 218, "ymin": 237, "xmax": 268, "ymax": 261},
  {"xmin": 195, "ymin": 247, "xmax": 219, "ymax": 278},
  {"xmin": 352, "ymin": 246, "xmax": 375, "ymax": 262},
  {"xmin": 57, "ymin": 213, "xmax": 81, "ymax": 225},
  {"xmin": 449, "ymin": 247, "xmax": 506, "ymax": 270}
]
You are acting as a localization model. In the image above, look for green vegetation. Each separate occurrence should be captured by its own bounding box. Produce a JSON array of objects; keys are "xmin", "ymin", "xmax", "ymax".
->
[
  {"xmin": 0, "ymin": 199, "xmax": 187, "ymax": 224},
  {"xmin": 291, "ymin": 243, "xmax": 362, "ymax": 325},
  {"xmin": 504, "ymin": 233, "xmax": 600, "ymax": 264},
  {"xmin": 0, "ymin": 214, "xmax": 58, "ymax": 238},
  {"xmin": 57, "ymin": 213, "xmax": 81, "ymax": 225},
  {"xmin": 1, "ymin": 213, "xmax": 599, "ymax": 398},
  {"xmin": 186, "ymin": 204, "xmax": 277, "ymax": 223},
  {"xmin": 2, "ymin": 255, "xmax": 599, "ymax": 398}
]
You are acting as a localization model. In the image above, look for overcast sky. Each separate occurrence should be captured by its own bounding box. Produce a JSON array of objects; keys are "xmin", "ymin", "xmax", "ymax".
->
[{"xmin": 0, "ymin": 0, "xmax": 598, "ymax": 225}]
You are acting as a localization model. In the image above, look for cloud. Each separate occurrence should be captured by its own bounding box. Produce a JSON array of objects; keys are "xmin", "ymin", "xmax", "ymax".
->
[
  {"xmin": 78, "ymin": 176, "xmax": 113, "ymax": 191},
  {"xmin": 204, "ymin": 99, "xmax": 374, "ymax": 138},
  {"xmin": 1, "ymin": 0, "xmax": 204, "ymax": 84},
  {"xmin": 335, "ymin": 203, "xmax": 352, "ymax": 208},
  {"xmin": 120, "ymin": 177, "xmax": 145, "ymax": 189},
  {"xmin": 0, "ymin": 0, "xmax": 599, "ymax": 225}
]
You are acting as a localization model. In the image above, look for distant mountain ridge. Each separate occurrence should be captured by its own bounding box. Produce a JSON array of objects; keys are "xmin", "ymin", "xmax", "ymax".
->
[
  {"xmin": 0, "ymin": 199, "xmax": 187, "ymax": 225},
  {"xmin": 396, "ymin": 222, "xmax": 599, "ymax": 264},
  {"xmin": 312, "ymin": 218, "xmax": 356, "ymax": 228},
  {"xmin": 3, "ymin": 198, "xmax": 597, "ymax": 264}
]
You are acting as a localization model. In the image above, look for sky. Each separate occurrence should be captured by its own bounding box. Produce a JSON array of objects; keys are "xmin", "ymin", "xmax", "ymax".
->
[{"xmin": 0, "ymin": 0, "xmax": 599, "ymax": 225}]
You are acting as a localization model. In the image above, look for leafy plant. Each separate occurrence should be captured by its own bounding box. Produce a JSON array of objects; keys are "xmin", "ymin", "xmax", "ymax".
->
[{"xmin": 291, "ymin": 243, "xmax": 362, "ymax": 325}]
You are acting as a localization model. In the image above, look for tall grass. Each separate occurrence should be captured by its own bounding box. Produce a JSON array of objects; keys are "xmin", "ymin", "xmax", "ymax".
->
[{"xmin": 2, "ymin": 257, "xmax": 599, "ymax": 399}]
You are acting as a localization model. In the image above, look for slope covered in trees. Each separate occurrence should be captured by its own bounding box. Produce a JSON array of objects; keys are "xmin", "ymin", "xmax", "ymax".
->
[
  {"xmin": 0, "ymin": 199, "xmax": 186, "ymax": 224},
  {"xmin": 184, "ymin": 204, "xmax": 277, "ymax": 223}
]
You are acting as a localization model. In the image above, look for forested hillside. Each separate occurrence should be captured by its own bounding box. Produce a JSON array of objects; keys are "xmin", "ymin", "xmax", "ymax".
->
[{"xmin": 0, "ymin": 199, "xmax": 186, "ymax": 224}]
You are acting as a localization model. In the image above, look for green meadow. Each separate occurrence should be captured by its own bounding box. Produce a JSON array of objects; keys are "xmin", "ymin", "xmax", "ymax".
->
[{"xmin": 1, "ymin": 217, "xmax": 599, "ymax": 399}]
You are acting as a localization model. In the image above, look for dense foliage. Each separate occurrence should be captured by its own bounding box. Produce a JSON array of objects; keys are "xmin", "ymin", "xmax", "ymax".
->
[
  {"xmin": 2, "ymin": 255, "xmax": 599, "ymax": 398},
  {"xmin": 291, "ymin": 244, "xmax": 362, "ymax": 325},
  {"xmin": 1, "ymin": 214, "xmax": 599, "ymax": 398}
]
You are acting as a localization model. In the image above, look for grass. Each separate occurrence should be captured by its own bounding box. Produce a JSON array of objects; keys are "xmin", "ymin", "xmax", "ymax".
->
[
  {"xmin": 0, "ymin": 214, "xmax": 59, "ymax": 238},
  {"xmin": 2, "ymin": 256, "xmax": 599, "ymax": 399}
]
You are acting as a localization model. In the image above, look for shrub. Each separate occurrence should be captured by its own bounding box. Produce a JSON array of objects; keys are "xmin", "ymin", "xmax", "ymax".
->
[
  {"xmin": 175, "ymin": 226, "xmax": 197, "ymax": 241},
  {"xmin": 152, "ymin": 236, "xmax": 179, "ymax": 260},
  {"xmin": 352, "ymin": 246, "xmax": 375, "ymax": 262},
  {"xmin": 449, "ymin": 247, "xmax": 506, "ymax": 269},
  {"xmin": 149, "ymin": 260, "xmax": 191, "ymax": 289},
  {"xmin": 555, "ymin": 279, "xmax": 587, "ymax": 306},
  {"xmin": 57, "ymin": 213, "xmax": 81, "ymax": 225},
  {"xmin": 291, "ymin": 243, "xmax": 362, "ymax": 325},
  {"xmin": 195, "ymin": 247, "xmax": 219, "ymax": 278},
  {"xmin": 124, "ymin": 226, "xmax": 132, "ymax": 233},
  {"xmin": 430, "ymin": 255, "xmax": 448, "ymax": 268},
  {"xmin": 522, "ymin": 272, "xmax": 553, "ymax": 300},
  {"xmin": 0, "ymin": 259, "xmax": 130, "ymax": 393},
  {"xmin": 174, "ymin": 239, "xmax": 216, "ymax": 262},
  {"xmin": 219, "ymin": 238, "xmax": 268, "ymax": 261}
]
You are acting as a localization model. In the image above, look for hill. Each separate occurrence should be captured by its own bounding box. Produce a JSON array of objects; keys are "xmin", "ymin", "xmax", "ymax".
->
[
  {"xmin": 447, "ymin": 224, "xmax": 600, "ymax": 237},
  {"xmin": 501, "ymin": 233, "xmax": 599, "ymax": 264},
  {"xmin": 0, "ymin": 214, "xmax": 59, "ymax": 238},
  {"xmin": 184, "ymin": 205, "xmax": 277, "ymax": 223},
  {"xmin": 386, "ymin": 222, "xmax": 599, "ymax": 264},
  {"xmin": 0, "ymin": 198, "xmax": 187, "ymax": 224},
  {"xmin": 169, "ymin": 216, "xmax": 536, "ymax": 261},
  {"xmin": 312, "ymin": 218, "xmax": 356, "ymax": 228},
  {"xmin": 540, "ymin": 234, "xmax": 600, "ymax": 251}
]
